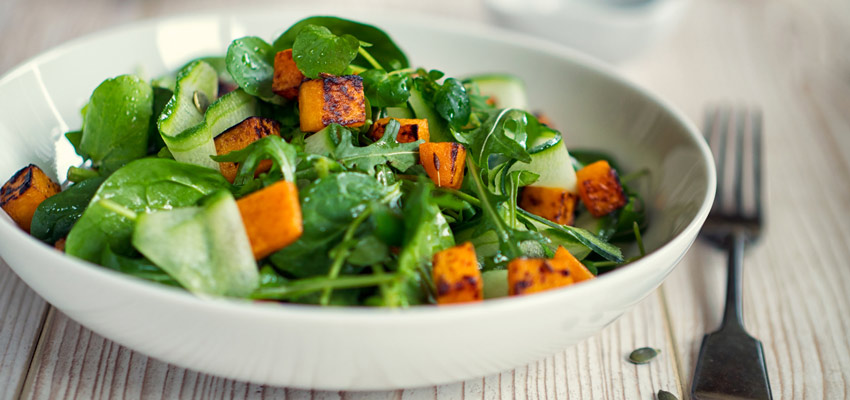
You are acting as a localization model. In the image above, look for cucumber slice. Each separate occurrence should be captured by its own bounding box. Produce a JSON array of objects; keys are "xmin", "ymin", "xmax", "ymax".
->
[
  {"xmin": 158, "ymin": 61, "xmax": 218, "ymax": 138},
  {"xmin": 466, "ymin": 74, "xmax": 528, "ymax": 110},
  {"xmin": 304, "ymin": 125, "xmax": 342, "ymax": 156},
  {"xmin": 482, "ymin": 269, "xmax": 508, "ymax": 299},
  {"xmin": 508, "ymin": 138, "xmax": 578, "ymax": 192},
  {"xmin": 385, "ymin": 106, "xmax": 414, "ymax": 119},
  {"xmin": 132, "ymin": 190, "xmax": 258, "ymax": 297},
  {"xmin": 165, "ymin": 89, "xmax": 257, "ymax": 170}
]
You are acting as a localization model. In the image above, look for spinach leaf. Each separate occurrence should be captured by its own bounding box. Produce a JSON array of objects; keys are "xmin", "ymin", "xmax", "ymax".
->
[
  {"xmin": 65, "ymin": 158, "xmax": 232, "ymax": 263},
  {"xmin": 274, "ymin": 16, "xmax": 409, "ymax": 71},
  {"xmin": 225, "ymin": 36, "xmax": 281, "ymax": 103},
  {"xmin": 292, "ymin": 25, "xmax": 360, "ymax": 78},
  {"xmin": 100, "ymin": 246, "xmax": 181, "ymax": 287},
  {"xmin": 335, "ymin": 120, "xmax": 421, "ymax": 174},
  {"xmin": 30, "ymin": 176, "xmax": 105, "ymax": 244},
  {"xmin": 434, "ymin": 78, "xmax": 471, "ymax": 130},
  {"xmin": 270, "ymin": 172, "xmax": 399, "ymax": 277},
  {"xmin": 384, "ymin": 181, "xmax": 454, "ymax": 307},
  {"xmin": 360, "ymin": 69, "xmax": 410, "ymax": 107},
  {"xmin": 79, "ymin": 75, "xmax": 153, "ymax": 174},
  {"xmin": 597, "ymin": 195, "xmax": 646, "ymax": 242},
  {"xmin": 147, "ymin": 86, "xmax": 173, "ymax": 155},
  {"xmin": 211, "ymin": 135, "xmax": 298, "ymax": 184}
]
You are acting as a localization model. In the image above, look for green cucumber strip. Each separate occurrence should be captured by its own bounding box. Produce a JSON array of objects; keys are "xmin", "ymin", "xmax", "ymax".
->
[
  {"xmin": 482, "ymin": 269, "xmax": 508, "ymax": 299},
  {"xmin": 132, "ymin": 190, "xmax": 258, "ymax": 297},
  {"xmin": 164, "ymin": 89, "xmax": 257, "ymax": 170},
  {"xmin": 304, "ymin": 125, "xmax": 342, "ymax": 157},
  {"xmin": 508, "ymin": 139, "xmax": 577, "ymax": 192},
  {"xmin": 466, "ymin": 74, "xmax": 528, "ymax": 110},
  {"xmin": 158, "ymin": 61, "xmax": 218, "ymax": 137}
]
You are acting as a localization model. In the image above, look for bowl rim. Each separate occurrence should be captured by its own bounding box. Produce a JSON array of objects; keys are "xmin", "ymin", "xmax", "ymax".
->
[{"xmin": 0, "ymin": 8, "xmax": 716, "ymax": 322}]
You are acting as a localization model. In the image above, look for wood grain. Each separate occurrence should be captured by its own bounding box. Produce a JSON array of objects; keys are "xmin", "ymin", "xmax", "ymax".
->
[
  {"xmin": 19, "ymin": 293, "xmax": 680, "ymax": 400},
  {"xmin": 625, "ymin": 0, "xmax": 850, "ymax": 398}
]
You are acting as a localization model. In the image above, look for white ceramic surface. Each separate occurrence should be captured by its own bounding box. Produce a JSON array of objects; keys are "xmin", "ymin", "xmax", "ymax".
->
[{"xmin": 0, "ymin": 10, "xmax": 714, "ymax": 390}]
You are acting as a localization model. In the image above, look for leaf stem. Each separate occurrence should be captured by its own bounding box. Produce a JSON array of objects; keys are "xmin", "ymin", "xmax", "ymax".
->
[
  {"xmin": 97, "ymin": 199, "xmax": 138, "ymax": 221},
  {"xmin": 320, "ymin": 206, "xmax": 373, "ymax": 305},
  {"xmin": 252, "ymin": 273, "xmax": 398, "ymax": 300},
  {"xmin": 633, "ymin": 221, "xmax": 646, "ymax": 257},
  {"xmin": 358, "ymin": 47, "xmax": 384, "ymax": 70},
  {"xmin": 435, "ymin": 187, "xmax": 481, "ymax": 207},
  {"xmin": 466, "ymin": 158, "xmax": 522, "ymax": 258}
]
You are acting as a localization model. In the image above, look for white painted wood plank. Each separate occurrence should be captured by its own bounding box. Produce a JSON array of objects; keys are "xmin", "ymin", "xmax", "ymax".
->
[{"xmin": 20, "ymin": 293, "xmax": 680, "ymax": 399}]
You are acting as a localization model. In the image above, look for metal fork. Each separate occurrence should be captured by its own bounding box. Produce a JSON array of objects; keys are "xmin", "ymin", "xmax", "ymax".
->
[{"xmin": 691, "ymin": 106, "xmax": 773, "ymax": 399}]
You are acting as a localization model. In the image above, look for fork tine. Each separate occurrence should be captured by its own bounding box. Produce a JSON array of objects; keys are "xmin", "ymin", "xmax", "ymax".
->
[
  {"xmin": 752, "ymin": 109, "xmax": 764, "ymax": 221},
  {"xmin": 710, "ymin": 107, "xmax": 732, "ymax": 211},
  {"xmin": 734, "ymin": 108, "xmax": 747, "ymax": 214}
]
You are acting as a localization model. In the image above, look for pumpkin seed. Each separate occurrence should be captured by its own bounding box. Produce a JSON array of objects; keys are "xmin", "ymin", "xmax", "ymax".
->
[
  {"xmin": 628, "ymin": 347, "xmax": 659, "ymax": 364},
  {"xmin": 193, "ymin": 91, "xmax": 210, "ymax": 114},
  {"xmin": 657, "ymin": 389, "xmax": 678, "ymax": 400}
]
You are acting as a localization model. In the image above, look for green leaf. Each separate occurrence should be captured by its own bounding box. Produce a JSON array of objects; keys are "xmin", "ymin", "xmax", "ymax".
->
[
  {"xmin": 274, "ymin": 16, "xmax": 409, "ymax": 71},
  {"xmin": 65, "ymin": 158, "xmax": 232, "ymax": 263},
  {"xmin": 211, "ymin": 135, "xmax": 298, "ymax": 184},
  {"xmin": 360, "ymin": 69, "xmax": 411, "ymax": 107},
  {"xmin": 79, "ymin": 75, "xmax": 153, "ymax": 174},
  {"xmin": 100, "ymin": 245, "xmax": 181, "ymax": 287},
  {"xmin": 225, "ymin": 36, "xmax": 281, "ymax": 103},
  {"xmin": 519, "ymin": 208, "xmax": 624, "ymax": 263},
  {"xmin": 30, "ymin": 176, "xmax": 106, "ymax": 244},
  {"xmin": 270, "ymin": 172, "xmax": 400, "ymax": 278},
  {"xmin": 132, "ymin": 190, "xmax": 258, "ymax": 297},
  {"xmin": 456, "ymin": 108, "xmax": 532, "ymax": 181},
  {"xmin": 335, "ymin": 120, "xmax": 421, "ymax": 174},
  {"xmin": 384, "ymin": 181, "xmax": 454, "ymax": 307},
  {"xmin": 434, "ymin": 78, "xmax": 470, "ymax": 130},
  {"xmin": 292, "ymin": 25, "xmax": 360, "ymax": 79},
  {"xmin": 147, "ymin": 86, "xmax": 173, "ymax": 155}
]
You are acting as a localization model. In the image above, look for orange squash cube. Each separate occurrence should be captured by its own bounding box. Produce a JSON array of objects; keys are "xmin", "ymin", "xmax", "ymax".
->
[
  {"xmin": 1, "ymin": 164, "xmax": 61, "ymax": 232},
  {"xmin": 576, "ymin": 160, "xmax": 627, "ymax": 217},
  {"xmin": 519, "ymin": 186, "xmax": 577, "ymax": 226},
  {"xmin": 236, "ymin": 180, "xmax": 303, "ymax": 260},
  {"xmin": 298, "ymin": 74, "xmax": 366, "ymax": 132},
  {"xmin": 554, "ymin": 246, "xmax": 595, "ymax": 283},
  {"xmin": 508, "ymin": 255, "xmax": 574, "ymax": 296},
  {"xmin": 272, "ymin": 49, "xmax": 304, "ymax": 100},
  {"xmin": 368, "ymin": 118, "xmax": 430, "ymax": 143},
  {"xmin": 419, "ymin": 142, "xmax": 466, "ymax": 190},
  {"xmin": 214, "ymin": 117, "xmax": 281, "ymax": 183},
  {"xmin": 432, "ymin": 242, "xmax": 482, "ymax": 304}
]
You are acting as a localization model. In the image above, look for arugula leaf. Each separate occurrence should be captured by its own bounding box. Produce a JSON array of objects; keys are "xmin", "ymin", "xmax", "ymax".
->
[
  {"xmin": 225, "ymin": 36, "xmax": 280, "ymax": 103},
  {"xmin": 292, "ymin": 25, "xmax": 360, "ymax": 78},
  {"xmin": 456, "ymin": 108, "xmax": 532, "ymax": 181},
  {"xmin": 100, "ymin": 246, "xmax": 181, "ymax": 287},
  {"xmin": 79, "ymin": 75, "xmax": 153, "ymax": 174},
  {"xmin": 30, "ymin": 176, "xmax": 106, "ymax": 245},
  {"xmin": 211, "ymin": 135, "xmax": 298, "ymax": 184},
  {"xmin": 65, "ymin": 158, "xmax": 232, "ymax": 263},
  {"xmin": 518, "ymin": 208, "xmax": 624, "ymax": 262},
  {"xmin": 274, "ymin": 16, "xmax": 409, "ymax": 71},
  {"xmin": 335, "ymin": 119, "xmax": 421, "ymax": 174},
  {"xmin": 384, "ymin": 181, "xmax": 454, "ymax": 307},
  {"xmin": 360, "ymin": 69, "xmax": 410, "ymax": 107},
  {"xmin": 434, "ymin": 78, "xmax": 471, "ymax": 130}
]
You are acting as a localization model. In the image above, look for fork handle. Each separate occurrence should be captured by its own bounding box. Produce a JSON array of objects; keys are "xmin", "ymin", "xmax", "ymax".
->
[{"xmin": 721, "ymin": 230, "xmax": 747, "ymax": 331}]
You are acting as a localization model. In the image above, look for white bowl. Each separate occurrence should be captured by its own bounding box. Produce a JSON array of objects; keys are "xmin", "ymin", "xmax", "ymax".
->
[{"xmin": 0, "ymin": 10, "xmax": 714, "ymax": 390}]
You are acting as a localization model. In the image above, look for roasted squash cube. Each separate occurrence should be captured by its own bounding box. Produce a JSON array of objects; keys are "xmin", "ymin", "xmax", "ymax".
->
[
  {"xmin": 368, "ymin": 118, "xmax": 430, "ymax": 143},
  {"xmin": 508, "ymin": 256, "xmax": 574, "ymax": 296},
  {"xmin": 576, "ymin": 160, "xmax": 627, "ymax": 217},
  {"xmin": 519, "ymin": 186, "xmax": 577, "ymax": 226},
  {"xmin": 272, "ymin": 49, "xmax": 304, "ymax": 100},
  {"xmin": 1, "ymin": 164, "xmax": 61, "ymax": 232},
  {"xmin": 432, "ymin": 242, "xmax": 482, "ymax": 304},
  {"xmin": 419, "ymin": 142, "xmax": 466, "ymax": 190},
  {"xmin": 214, "ymin": 117, "xmax": 281, "ymax": 183},
  {"xmin": 298, "ymin": 74, "xmax": 366, "ymax": 132},
  {"xmin": 236, "ymin": 180, "xmax": 303, "ymax": 260},
  {"xmin": 554, "ymin": 246, "xmax": 595, "ymax": 283}
]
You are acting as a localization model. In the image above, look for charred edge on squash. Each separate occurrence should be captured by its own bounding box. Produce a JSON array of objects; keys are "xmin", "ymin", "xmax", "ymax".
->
[
  {"xmin": 0, "ymin": 164, "xmax": 35, "ymax": 207},
  {"xmin": 320, "ymin": 74, "xmax": 364, "ymax": 127},
  {"xmin": 450, "ymin": 143, "xmax": 460, "ymax": 184}
]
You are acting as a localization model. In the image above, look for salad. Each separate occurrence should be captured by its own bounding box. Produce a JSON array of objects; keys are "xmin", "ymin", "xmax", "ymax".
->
[{"xmin": 0, "ymin": 16, "xmax": 647, "ymax": 307}]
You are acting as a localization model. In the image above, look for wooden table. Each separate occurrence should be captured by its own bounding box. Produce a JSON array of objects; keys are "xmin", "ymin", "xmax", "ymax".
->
[{"xmin": 1, "ymin": 0, "xmax": 848, "ymax": 398}]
